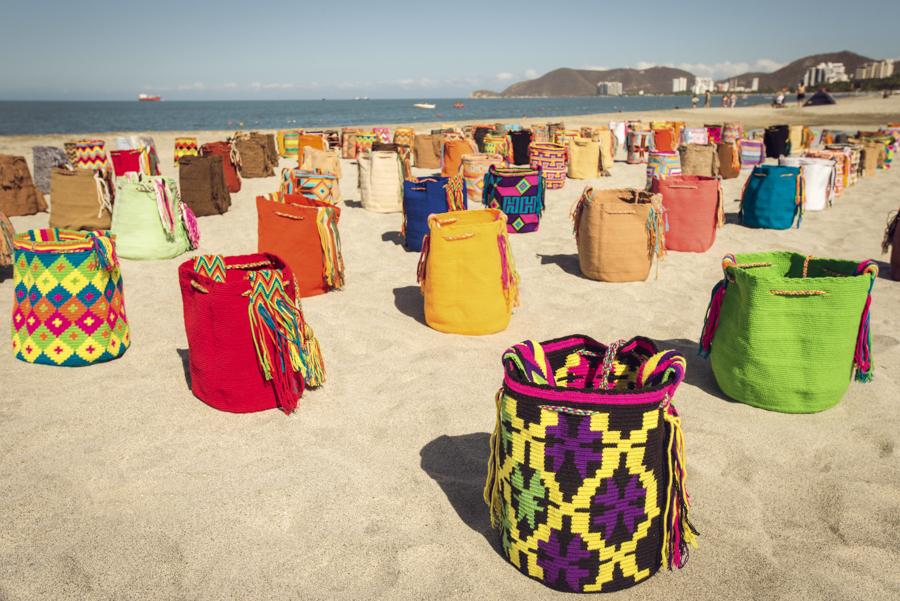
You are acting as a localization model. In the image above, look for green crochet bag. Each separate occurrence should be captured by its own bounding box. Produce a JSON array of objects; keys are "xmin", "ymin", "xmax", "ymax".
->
[
  {"xmin": 111, "ymin": 174, "xmax": 198, "ymax": 260},
  {"xmin": 698, "ymin": 252, "xmax": 876, "ymax": 413}
]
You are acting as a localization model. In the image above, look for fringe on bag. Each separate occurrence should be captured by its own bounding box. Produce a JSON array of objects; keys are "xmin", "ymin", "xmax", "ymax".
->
[{"xmin": 316, "ymin": 206, "xmax": 345, "ymax": 290}]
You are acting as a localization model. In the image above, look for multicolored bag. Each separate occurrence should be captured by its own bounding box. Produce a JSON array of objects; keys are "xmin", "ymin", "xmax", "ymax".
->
[
  {"xmin": 483, "ymin": 134, "xmax": 511, "ymax": 160},
  {"xmin": 680, "ymin": 128, "xmax": 709, "ymax": 146},
  {"xmin": 462, "ymin": 153, "xmax": 504, "ymax": 205},
  {"xmin": 281, "ymin": 131, "xmax": 300, "ymax": 158},
  {"xmin": 179, "ymin": 155, "xmax": 231, "ymax": 217},
  {"xmin": 32, "ymin": 146, "xmax": 70, "ymax": 194},
  {"xmin": 738, "ymin": 139, "xmax": 765, "ymax": 170},
  {"xmin": 417, "ymin": 209, "xmax": 519, "ymax": 335},
  {"xmin": 256, "ymin": 193, "xmax": 344, "ymax": 296},
  {"xmin": 354, "ymin": 131, "xmax": 378, "ymax": 157},
  {"xmin": 178, "ymin": 253, "xmax": 325, "ymax": 414},
  {"xmin": 0, "ymin": 154, "xmax": 47, "ymax": 216},
  {"xmin": 485, "ymin": 335, "xmax": 697, "ymax": 593},
  {"xmin": 883, "ymin": 209, "xmax": 900, "ymax": 280},
  {"xmin": 779, "ymin": 157, "xmax": 835, "ymax": 211},
  {"xmin": 393, "ymin": 127, "xmax": 415, "ymax": 147},
  {"xmin": 372, "ymin": 127, "xmax": 391, "ymax": 144},
  {"xmin": 11, "ymin": 229, "xmax": 130, "ymax": 366},
  {"xmin": 626, "ymin": 130, "xmax": 652, "ymax": 164},
  {"xmin": 572, "ymin": 188, "xmax": 666, "ymax": 282},
  {"xmin": 531, "ymin": 124, "xmax": 550, "ymax": 144},
  {"xmin": 402, "ymin": 176, "xmax": 467, "ymax": 251},
  {"xmin": 201, "ymin": 141, "xmax": 242, "ymax": 194},
  {"xmin": 699, "ymin": 252, "xmax": 877, "ymax": 412},
  {"xmin": 341, "ymin": 128, "xmax": 362, "ymax": 159},
  {"xmin": 678, "ymin": 144, "xmax": 719, "ymax": 177},
  {"xmin": 651, "ymin": 175, "xmax": 723, "ymax": 252},
  {"xmin": 805, "ymin": 149, "xmax": 847, "ymax": 197},
  {"xmin": 299, "ymin": 146, "xmax": 342, "ymax": 179},
  {"xmin": 567, "ymin": 138, "xmax": 601, "ymax": 179},
  {"xmin": 49, "ymin": 168, "xmax": 113, "ymax": 230},
  {"xmin": 72, "ymin": 140, "xmax": 112, "ymax": 174},
  {"xmin": 704, "ymin": 125, "xmax": 722, "ymax": 144},
  {"xmin": 645, "ymin": 151, "xmax": 681, "ymax": 189},
  {"xmin": 740, "ymin": 165, "xmax": 804, "ymax": 230},
  {"xmin": 0, "ymin": 212, "xmax": 14, "ymax": 268},
  {"xmin": 483, "ymin": 166, "xmax": 545, "ymax": 234},
  {"xmin": 281, "ymin": 169, "xmax": 339, "ymax": 205},
  {"xmin": 111, "ymin": 174, "xmax": 198, "ymax": 260},
  {"xmin": 722, "ymin": 122, "xmax": 743, "ymax": 144},
  {"xmin": 529, "ymin": 143, "xmax": 567, "ymax": 189},
  {"xmin": 358, "ymin": 151, "xmax": 403, "ymax": 213},
  {"xmin": 174, "ymin": 137, "xmax": 199, "ymax": 164}
]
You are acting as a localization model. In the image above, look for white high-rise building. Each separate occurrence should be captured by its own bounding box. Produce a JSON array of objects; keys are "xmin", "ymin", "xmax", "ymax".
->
[
  {"xmin": 802, "ymin": 62, "xmax": 849, "ymax": 87},
  {"xmin": 672, "ymin": 77, "xmax": 688, "ymax": 93},
  {"xmin": 597, "ymin": 81, "xmax": 623, "ymax": 96},
  {"xmin": 751, "ymin": 77, "xmax": 759, "ymax": 92},
  {"xmin": 855, "ymin": 60, "xmax": 895, "ymax": 80},
  {"xmin": 691, "ymin": 77, "xmax": 714, "ymax": 95}
]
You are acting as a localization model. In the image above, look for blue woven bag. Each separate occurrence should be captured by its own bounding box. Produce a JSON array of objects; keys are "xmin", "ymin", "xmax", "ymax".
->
[
  {"xmin": 402, "ymin": 176, "xmax": 467, "ymax": 251},
  {"xmin": 739, "ymin": 165, "xmax": 804, "ymax": 230}
]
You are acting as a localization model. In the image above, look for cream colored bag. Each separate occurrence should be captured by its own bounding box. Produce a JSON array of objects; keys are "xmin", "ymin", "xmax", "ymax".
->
[
  {"xmin": 300, "ymin": 147, "xmax": 343, "ymax": 178},
  {"xmin": 358, "ymin": 151, "xmax": 403, "ymax": 213},
  {"xmin": 679, "ymin": 144, "xmax": 720, "ymax": 177},
  {"xmin": 567, "ymin": 138, "xmax": 600, "ymax": 179}
]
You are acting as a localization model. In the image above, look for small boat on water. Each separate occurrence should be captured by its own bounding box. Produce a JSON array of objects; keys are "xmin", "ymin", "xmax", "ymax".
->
[
  {"xmin": 138, "ymin": 93, "xmax": 161, "ymax": 102},
  {"xmin": 414, "ymin": 103, "xmax": 436, "ymax": 109},
  {"xmin": 453, "ymin": 102, "xmax": 464, "ymax": 109}
]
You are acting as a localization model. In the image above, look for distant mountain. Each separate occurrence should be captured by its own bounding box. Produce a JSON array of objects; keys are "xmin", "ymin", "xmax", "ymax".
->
[
  {"xmin": 487, "ymin": 66, "xmax": 696, "ymax": 97},
  {"xmin": 722, "ymin": 51, "xmax": 874, "ymax": 90}
]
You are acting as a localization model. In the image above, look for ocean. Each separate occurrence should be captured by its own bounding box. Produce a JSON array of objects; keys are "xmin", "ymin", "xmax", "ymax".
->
[{"xmin": 0, "ymin": 95, "xmax": 773, "ymax": 135}]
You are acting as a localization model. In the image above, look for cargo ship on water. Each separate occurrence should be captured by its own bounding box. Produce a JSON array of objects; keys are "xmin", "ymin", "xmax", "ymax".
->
[{"xmin": 138, "ymin": 93, "xmax": 161, "ymax": 102}]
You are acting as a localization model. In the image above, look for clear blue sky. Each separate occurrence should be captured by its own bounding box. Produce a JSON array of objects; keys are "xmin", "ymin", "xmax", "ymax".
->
[{"xmin": 2, "ymin": 0, "xmax": 897, "ymax": 100}]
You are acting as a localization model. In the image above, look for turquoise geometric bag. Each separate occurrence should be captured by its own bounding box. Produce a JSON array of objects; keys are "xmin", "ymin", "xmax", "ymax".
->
[{"xmin": 699, "ymin": 252, "xmax": 876, "ymax": 413}]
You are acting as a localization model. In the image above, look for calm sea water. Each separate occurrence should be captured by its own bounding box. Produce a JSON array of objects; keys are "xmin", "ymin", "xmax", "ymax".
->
[{"xmin": 0, "ymin": 96, "xmax": 772, "ymax": 135}]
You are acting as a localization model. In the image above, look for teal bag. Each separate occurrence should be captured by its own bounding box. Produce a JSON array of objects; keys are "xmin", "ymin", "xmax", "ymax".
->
[
  {"xmin": 698, "ymin": 252, "xmax": 876, "ymax": 413},
  {"xmin": 111, "ymin": 175, "xmax": 198, "ymax": 260},
  {"xmin": 739, "ymin": 165, "xmax": 803, "ymax": 230}
]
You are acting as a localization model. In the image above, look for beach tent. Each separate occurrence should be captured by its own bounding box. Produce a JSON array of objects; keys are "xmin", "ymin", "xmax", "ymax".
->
[{"xmin": 804, "ymin": 90, "xmax": 836, "ymax": 107}]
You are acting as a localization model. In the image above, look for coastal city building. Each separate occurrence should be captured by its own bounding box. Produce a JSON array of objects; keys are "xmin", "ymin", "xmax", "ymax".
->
[
  {"xmin": 802, "ymin": 62, "xmax": 849, "ymax": 87},
  {"xmin": 691, "ymin": 77, "xmax": 714, "ymax": 95},
  {"xmin": 751, "ymin": 77, "xmax": 759, "ymax": 91},
  {"xmin": 596, "ymin": 81, "xmax": 623, "ymax": 96},
  {"xmin": 672, "ymin": 77, "xmax": 688, "ymax": 93},
  {"xmin": 854, "ymin": 60, "xmax": 895, "ymax": 80}
]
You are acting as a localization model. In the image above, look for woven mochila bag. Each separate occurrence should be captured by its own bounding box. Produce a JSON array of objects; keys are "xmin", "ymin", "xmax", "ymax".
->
[
  {"xmin": 233, "ymin": 133, "xmax": 273, "ymax": 178},
  {"xmin": 788, "ymin": 126, "xmax": 805, "ymax": 155},
  {"xmin": 441, "ymin": 138, "xmax": 478, "ymax": 177},
  {"xmin": 650, "ymin": 175, "xmax": 723, "ymax": 253},
  {"xmin": 805, "ymin": 150, "xmax": 846, "ymax": 197},
  {"xmin": 779, "ymin": 157, "xmax": 835, "ymax": 211},
  {"xmin": 738, "ymin": 139, "xmax": 765, "ymax": 170},
  {"xmin": 11, "ymin": 229, "xmax": 130, "ymax": 366},
  {"xmin": 572, "ymin": 187, "xmax": 666, "ymax": 282},
  {"xmin": 529, "ymin": 143, "xmax": 567, "ymax": 189},
  {"xmin": 393, "ymin": 127, "xmax": 415, "ymax": 147},
  {"xmin": 716, "ymin": 143, "xmax": 741, "ymax": 180},
  {"xmin": 859, "ymin": 141, "xmax": 884, "ymax": 177},
  {"xmin": 699, "ymin": 252, "xmax": 877, "ymax": 412},
  {"xmin": 49, "ymin": 168, "xmax": 113, "ymax": 230},
  {"xmin": 402, "ymin": 176, "xmax": 467, "ymax": 252},
  {"xmin": 256, "ymin": 193, "xmax": 344, "ymax": 297},
  {"xmin": 508, "ymin": 130, "xmax": 533, "ymax": 166},
  {"xmin": 680, "ymin": 128, "xmax": 709, "ymax": 146},
  {"xmin": 704, "ymin": 125, "xmax": 722, "ymax": 144},
  {"xmin": 722, "ymin": 123, "xmax": 743, "ymax": 145},
  {"xmin": 413, "ymin": 134, "xmax": 442, "ymax": 169},
  {"xmin": 651, "ymin": 127, "xmax": 677, "ymax": 153},
  {"xmin": 825, "ymin": 145, "xmax": 859, "ymax": 188},
  {"xmin": 483, "ymin": 165, "xmax": 545, "ymax": 234},
  {"xmin": 32, "ymin": 146, "xmax": 70, "ymax": 194},
  {"xmin": 764, "ymin": 125, "xmax": 790, "ymax": 158},
  {"xmin": 179, "ymin": 253, "xmax": 325, "ymax": 414},
  {"xmin": 740, "ymin": 165, "xmax": 804, "ymax": 230},
  {"xmin": 281, "ymin": 168, "xmax": 339, "ymax": 205},
  {"xmin": 179, "ymin": 155, "xmax": 232, "ymax": 217},
  {"xmin": 645, "ymin": 151, "xmax": 682, "ymax": 189},
  {"xmin": 296, "ymin": 133, "xmax": 327, "ymax": 165},
  {"xmin": 201, "ymin": 141, "xmax": 242, "ymax": 193},
  {"xmin": 358, "ymin": 151, "xmax": 403, "ymax": 213},
  {"xmin": 626, "ymin": 131, "xmax": 652, "ymax": 165},
  {"xmin": 110, "ymin": 149, "xmax": 149, "ymax": 177},
  {"xmin": 0, "ymin": 212, "xmax": 14, "ymax": 268},
  {"xmin": 678, "ymin": 144, "xmax": 719, "ymax": 178},
  {"xmin": 174, "ymin": 137, "xmax": 199, "ymax": 164},
  {"xmin": 353, "ymin": 131, "xmax": 377, "ymax": 157},
  {"xmin": 341, "ymin": 128, "xmax": 362, "ymax": 159},
  {"xmin": 531, "ymin": 125, "xmax": 550, "ymax": 144},
  {"xmin": 372, "ymin": 127, "xmax": 391, "ymax": 144},
  {"xmin": 72, "ymin": 140, "xmax": 112, "ymax": 174},
  {"xmin": 462, "ymin": 153, "xmax": 504, "ymax": 205},
  {"xmin": 883, "ymin": 209, "xmax": 900, "ymax": 280},
  {"xmin": 0, "ymin": 154, "xmax": 48, "ymax": 217},
  {"xmin": 111, "ymin": 174, "xmax": 198, "ymax": 260},
  {"xmin": 299, "ymin": 147, "xmax": 343, "ymax": 179},
  {"xmin": 417, "ymin": 209, "xmax": 519, "ymax": 335},
  {"xmin": 567, "ymin": 138, "xmax": 601, "ymax": 179},
  {"xmin": 484, "ymin": 335, "xmax": 698, "ymax": 593},
  {"xmin": 483, "ymin": 134, "xmax": 511, "ymax": 161},
  {"xmin": 281, "ymin": 131, "xmax": 301, "ymax": 158}
]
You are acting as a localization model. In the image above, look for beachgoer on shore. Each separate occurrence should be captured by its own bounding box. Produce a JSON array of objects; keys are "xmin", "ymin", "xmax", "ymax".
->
[{"xmin": 797, "ymin": 83, "xmax": 806, "ymax": 105}]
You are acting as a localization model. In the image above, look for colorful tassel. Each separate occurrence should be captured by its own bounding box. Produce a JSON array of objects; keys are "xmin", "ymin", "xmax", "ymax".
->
[
  {"xmin": 497, "ymin": 231, "xmax": 520, "ymax": 308},
  {"xmin": 699, "ymin": 278, "xmax": 728, "ymax": 357},
  {"xmin": 416, "ymin": 234, "xmax": 430, "ymax": 294},
  {"xmin": 180, "ymin": 203, "xmax": 200, "ymax": 250},
  {"xmin": 661, "ymin": 397, "xmax": 699, "ymax": 569},
  {"xmin": 853, "ymin": 261, "xmax": 878, "ymax": 382},
  {"xmin": 483, "ymin": 388, "xmax": 504, "ymax": 529},
  {"xmin": 316, "ymin": 207, "xmax": 345, "ymax": 290}
]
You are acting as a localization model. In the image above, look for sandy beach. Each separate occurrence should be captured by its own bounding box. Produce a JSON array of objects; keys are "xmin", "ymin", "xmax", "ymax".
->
[{"xmin": 1, "ymin": 94, "xmax": 898, "ymax": 600}]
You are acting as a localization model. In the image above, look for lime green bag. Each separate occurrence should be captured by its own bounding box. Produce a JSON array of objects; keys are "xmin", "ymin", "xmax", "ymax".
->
[
  {"xmin": 111, "ymin": 175, "xmax": 198, "ymax": 260},
  {"xmin": 698, "ymin": 252, "xmax": 876, "ymax": 413}
]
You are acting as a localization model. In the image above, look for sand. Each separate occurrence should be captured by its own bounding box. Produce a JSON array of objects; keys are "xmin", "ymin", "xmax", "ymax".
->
[{"xmin": 0, "ymin": 94, "xmax": 898, "ymax": 600}]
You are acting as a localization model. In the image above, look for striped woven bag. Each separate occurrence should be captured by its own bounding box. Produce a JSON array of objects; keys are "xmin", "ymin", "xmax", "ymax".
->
[
  {"xmin": 738, "ymin": 138, "xmax": 765, "ymax": 170},
  {"xmin": 699, "ymin": 252, "xmax": 877, "ymax": 412},
  {"xmin": 485, "ymin": 335, "xmax": 697, "ymax": 592},
  {"xmin": 645, "ymin": 151, "xmax": 681, "ymax": 189}
]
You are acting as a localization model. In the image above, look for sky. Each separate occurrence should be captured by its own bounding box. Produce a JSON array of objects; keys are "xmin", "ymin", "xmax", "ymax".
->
[{"xmin": 1, "ymin": 0, "xmax": 898, "ymax": 100}]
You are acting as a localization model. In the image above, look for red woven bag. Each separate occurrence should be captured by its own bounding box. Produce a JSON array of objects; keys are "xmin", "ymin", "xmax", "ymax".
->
[
  {"xmin": 201, "ymin": 141, "xmax": 242, "ymax": 193},
  {"xmin": 650, "ymin": 175, "xmax": 723, "ymax": 253},
  {"xmin": 178, "ymin": 253, "xmax": 325, "ymax": 414}
]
